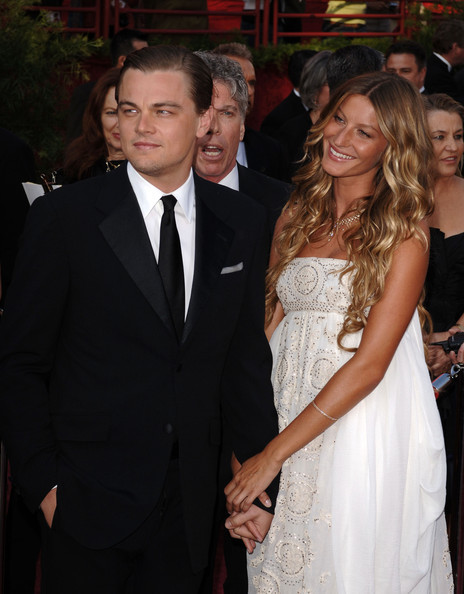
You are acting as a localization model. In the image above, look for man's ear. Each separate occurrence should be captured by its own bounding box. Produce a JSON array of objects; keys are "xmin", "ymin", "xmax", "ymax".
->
[
  {"xmin": 117, "ymin": 54, "xmax": 126, "ymax": 69},
  {"xmin": 239, "ymin": 121, "xmax": 245, "ymax": 142},
  {"xmin": 197, "ymin": 105, "xmax": 213, "ymax": 139}
]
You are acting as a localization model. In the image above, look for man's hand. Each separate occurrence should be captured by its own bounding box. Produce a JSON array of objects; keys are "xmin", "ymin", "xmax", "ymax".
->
[
  {"xmin": 225, "ymin": 504, "xmax": 273, "ymax": 554},
  {"xmin": 40, "ymin": 488, "xmax": 57, "ymax": 528}
]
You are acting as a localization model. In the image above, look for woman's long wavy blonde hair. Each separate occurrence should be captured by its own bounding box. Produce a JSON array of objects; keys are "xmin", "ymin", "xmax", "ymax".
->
[{"xmin": 266, "ymin": 72, "xmax": 435, "ymax": 350}]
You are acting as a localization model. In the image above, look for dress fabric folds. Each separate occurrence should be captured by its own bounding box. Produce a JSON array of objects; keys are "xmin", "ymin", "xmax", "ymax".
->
[{"xmin": 248, "ymin": 257, "xmax": 453, "ymax": 593}]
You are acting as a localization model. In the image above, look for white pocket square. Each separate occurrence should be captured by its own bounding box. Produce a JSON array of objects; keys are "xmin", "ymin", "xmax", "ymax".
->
[{"xmin": 221, "ymin": 262, "xmax": 244, "ymax": 274}]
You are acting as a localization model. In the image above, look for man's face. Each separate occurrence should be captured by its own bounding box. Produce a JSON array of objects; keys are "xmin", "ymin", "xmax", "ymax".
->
[
  {"xmin": 226, "ymin": 55, "xmax": 256, "ymax": 115},
  {"xmin": 118, "ymin": 68, "xmax": 212, "ymax": 193},
  {"xmin": 195, "ymin": 82, "xmax": 245, "ymax": 183},
  {"xmin": 450, "ymin": 42, "xmax": 464, "ymax": 67},
  {"xmin": 385, "ymin": 53, "xmax": 426, "ymax": 90}
]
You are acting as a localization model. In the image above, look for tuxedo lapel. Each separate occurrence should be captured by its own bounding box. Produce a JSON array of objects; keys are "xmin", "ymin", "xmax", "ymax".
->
[
  {"xmin": 97, "ymin": 167, "xmax": 174, "ymax": 337},
  {"xmin": 183, "ymin": 178, "xmax": 234, "ymax": 343}
]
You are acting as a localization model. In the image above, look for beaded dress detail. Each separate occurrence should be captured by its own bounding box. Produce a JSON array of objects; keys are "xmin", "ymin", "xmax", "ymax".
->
[{"xmin": 248, "ymin": 257, "xmax": 453, "ymax": 593}]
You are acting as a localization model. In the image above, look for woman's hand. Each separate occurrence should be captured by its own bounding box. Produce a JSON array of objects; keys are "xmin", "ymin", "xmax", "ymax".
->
[
  {"xmin": 225, "ymin": 449, "xmax": 282, "ymax": 513},
  {"xmin": 428, "ymin": 326, "xmax": 464, "ymax": 376},
  {"xmin": 428, "ymin": 345, "xmax": 452, "ymax": 377}
]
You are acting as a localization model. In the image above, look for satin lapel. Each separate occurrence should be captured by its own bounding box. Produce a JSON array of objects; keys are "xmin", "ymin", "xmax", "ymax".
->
[
  {"xmin": 97, "ymin": 168, "xmax": 173, "ymax": 336},
  {"xmin": 183, "ymin": 185, "xmax": 234, "ymax": 343}
]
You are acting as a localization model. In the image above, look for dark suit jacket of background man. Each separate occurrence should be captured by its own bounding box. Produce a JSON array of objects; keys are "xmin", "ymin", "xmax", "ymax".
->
[
  {"xmin": 425, "ymin": 53, "xmax": 464, "ymax": 104},
  {"xmin": 260, "ymin": 90, "xmax": 306, "ymax": 140},
  {"xmin": 237, "ymin": 163, "xmax": 291, "ymax": 243},
  {"xmin": 0, "ymin": 164, "xmax": 279, "ymax": 573},
  {"xmin": 243, "ymin": 127, "xmax": 291, "ymax": 183}
]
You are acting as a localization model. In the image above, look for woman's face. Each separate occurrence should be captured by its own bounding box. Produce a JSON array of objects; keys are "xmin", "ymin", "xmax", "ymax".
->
[
  {"xmin": 427, "ymin": 109, "xmax": 464, "ymax": 178},
  {"xmin": 322, "ymin": 94, "xmax": 387, "ymax": 184},
  {"xmin": 101, "ymin": 86, "xmax": 122, "ymax": 159}
]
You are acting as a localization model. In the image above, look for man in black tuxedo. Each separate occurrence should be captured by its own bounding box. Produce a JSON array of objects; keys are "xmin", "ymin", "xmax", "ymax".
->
[
  {"xmin": 424, "ymin": 19, "xmax": 464, "ymax": 104},
  {"xmin": 0, "ymin": 46, "xmax": 278, "ymax": 594},
  {"xmin": 260, "ymin": 49, "xmax": 316, "ymax": 140},
  {"xmin": 194, "ymin": 51, "xmax": 290, "ymax": 593},
  {"xmin": 212, "ymin": 42, "xmax": 291, "ymax": 182}
]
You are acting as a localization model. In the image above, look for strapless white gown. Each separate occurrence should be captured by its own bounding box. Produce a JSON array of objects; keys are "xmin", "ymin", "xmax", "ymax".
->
[{"xmin": 248, "ymin": 257, "xmax": 453, "ymax": 593}]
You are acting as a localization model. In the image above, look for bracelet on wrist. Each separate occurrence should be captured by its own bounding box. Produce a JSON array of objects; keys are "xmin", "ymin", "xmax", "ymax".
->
[{"xmin": 312, "ymin": 400, "xmax": 338, "ymax": 422}]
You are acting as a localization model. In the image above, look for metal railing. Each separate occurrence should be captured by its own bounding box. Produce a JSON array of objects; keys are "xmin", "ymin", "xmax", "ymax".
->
[{"xmin": 24, "ymin": 0, "xmax": 421, "ymax": 44}]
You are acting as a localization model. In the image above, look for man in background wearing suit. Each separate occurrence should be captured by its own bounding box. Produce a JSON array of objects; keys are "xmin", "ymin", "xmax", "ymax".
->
[
  {"xmin": 212, "ymin": 42, "xmax": 290, "ymax": 182},
  {"xmin": 194, "ymin": 51, "xmax": 290, "ymax": 593},
  {"xmin": 0, "ymin": 46, "xmax": 279, "ymax": 594},
  {"xmin": 260, "ymin": 49, "xmax": 316, "ymax": 140},
  {"xmin": 385, "ymin": 40, "xmax": 428, "ymax": 93},
  {"xmin": 425, "ymin": 19, "xmax": 464, "ymax": 104}
]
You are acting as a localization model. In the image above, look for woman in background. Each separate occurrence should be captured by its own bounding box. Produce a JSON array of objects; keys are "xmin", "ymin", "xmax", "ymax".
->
[
  {"xmin": 423, "ymin": 93, "xmax": 464, "ymax": 373},
  {"xmin": 61, "ymin": 68, "xmax": 125, "ymax": 182},
  {"xmin": 226, "ymin": 72, "xmax": 452, "ymax": 593},
  {"xmin": 424, "ymin": 93, "xmax": 464, "ymax": 518}
]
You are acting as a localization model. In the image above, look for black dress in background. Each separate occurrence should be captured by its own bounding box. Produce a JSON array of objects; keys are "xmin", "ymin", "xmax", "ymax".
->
[
  {"xmin": 424, "ymin": 226, "xmax": 464, "ymax": 511},
  {"xmin": 425, "ymin": 228, "xmax": 464, "ymax": 333}
]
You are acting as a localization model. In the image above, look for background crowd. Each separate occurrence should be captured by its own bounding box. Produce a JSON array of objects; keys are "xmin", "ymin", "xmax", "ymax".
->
[{"xmin": 1, "ymin": 16, "xmax": 464, "ymax": 594}]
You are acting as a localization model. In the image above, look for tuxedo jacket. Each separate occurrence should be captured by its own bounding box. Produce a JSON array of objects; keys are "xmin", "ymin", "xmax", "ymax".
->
[
  {"xmin": 243, "ymin": 127, "xmax": 291, "ymax": 183},
  {"xmin": 0, "ymin": 165, "xmax": 279, "ymax": 572},
  {"xmin": 425, "ymin": 54, "xmax": 464, "ymax": 103},
  {"xmin": 260, "ymin": 90, "xmax": 306, "ymax": 140}
]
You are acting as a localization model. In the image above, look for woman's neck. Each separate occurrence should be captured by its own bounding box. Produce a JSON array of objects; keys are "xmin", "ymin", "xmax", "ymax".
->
[
  {"xmin": 106, "ymin": 149, "xmax": 125, "ymax": 162},
  {"xmin": 434, "ymin": 173, "xmax": 459, "ymax": 198},
  {"xmin": 332, "ymin": 177, "xmax": 372, "ymax": 217}
]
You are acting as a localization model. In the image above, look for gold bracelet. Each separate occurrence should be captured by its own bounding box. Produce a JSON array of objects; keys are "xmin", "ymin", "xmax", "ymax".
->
[{"xmin": 312, "ymin": 400, "xmax": 338, "ymax": 422}]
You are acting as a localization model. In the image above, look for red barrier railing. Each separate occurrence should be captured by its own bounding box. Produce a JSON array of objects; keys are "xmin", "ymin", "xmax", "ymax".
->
[{"xmin": 24, "ymin": 0, "xmax": 426, "ymax": 44}]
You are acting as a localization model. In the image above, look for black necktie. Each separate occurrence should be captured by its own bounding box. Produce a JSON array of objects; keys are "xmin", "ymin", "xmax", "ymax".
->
[{"xmin": 158, "ymin": 195, "xmax": 185, "ymax": 340}]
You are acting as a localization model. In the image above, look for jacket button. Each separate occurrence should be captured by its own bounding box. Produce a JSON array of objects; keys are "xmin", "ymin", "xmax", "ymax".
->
[{"xmin": 164, "ymin": 423, "xmax": 174, "ymax": 434}]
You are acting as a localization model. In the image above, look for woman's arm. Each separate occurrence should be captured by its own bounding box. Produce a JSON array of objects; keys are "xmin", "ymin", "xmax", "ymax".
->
[{"xmin": 225, "ymin": 229, "xmax": 429, "ymax": 512}]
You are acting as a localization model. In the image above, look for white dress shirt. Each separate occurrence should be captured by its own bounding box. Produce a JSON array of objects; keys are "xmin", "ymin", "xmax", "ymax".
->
[
  {"xmin": 434, "ymin": 52, "xmax": 452, "ymax": 72},
  {"xmin": 127, "ymin": 163, "xmax": 196, "ymax": 318},
  {"xmin": 218, "ymin": 164, "xmax": 240, "ymax": 191},
  {"xmin": 236, "ymin": 141, "xmax": 248, "ymax": 168}
]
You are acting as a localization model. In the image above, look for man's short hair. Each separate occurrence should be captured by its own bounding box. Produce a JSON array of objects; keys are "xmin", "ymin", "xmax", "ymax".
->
[
  {"xmin": 433, "ymin": 19, "xmax": 464, "ymax": 54},
  {"xmin": 118, "ymin": 45, "xmax": 213, "ymax": 114},
  {"xmin": 385, "ymin": 40, "xmax": 426, "ymax": 71},
  {"xmin": 299, "ymin": 50, "xmax": 331, "ymax": 110},
  {"xmin": 288, "ymin": 49, "xmax": 317, "ymax": 88},
  {"xmin": 326, "ymin": 45, "xmax": 384, "ymax": 93},
  {"xmin": 212, "ymin": 42, "xmax": 253, "ymax": 64},
  {"xmin": 196, "ymin": 51, "xmax": 249, "ymax": 120},
  {"xmin": 110, "ymin": 29, "xmax": 148, "ymax": 66}
]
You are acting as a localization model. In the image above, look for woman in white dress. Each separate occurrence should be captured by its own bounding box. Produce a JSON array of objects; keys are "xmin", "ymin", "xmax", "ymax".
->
[{"xmin": 225, "ymin": 72, "xmax": 453, "ymax": 593}]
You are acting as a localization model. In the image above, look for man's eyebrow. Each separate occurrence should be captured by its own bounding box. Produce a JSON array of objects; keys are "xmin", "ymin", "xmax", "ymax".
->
[
  {"xmin": 217, "ymin": 103, "xmax": 239, "ymax": 111},
  {"xmin": 118, "ymin": 100, "xmax": 183, "ymax": 109}
]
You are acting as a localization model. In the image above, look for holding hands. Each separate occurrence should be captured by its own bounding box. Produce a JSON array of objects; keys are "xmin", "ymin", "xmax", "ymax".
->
[{"xmin": 224, "ymin": 451, "xmax": 281, "ymax": 552}]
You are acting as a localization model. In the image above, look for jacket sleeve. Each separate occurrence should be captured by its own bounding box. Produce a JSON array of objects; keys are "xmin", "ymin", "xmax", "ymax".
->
[
  {"xmin": 220, "ymin": 211, "xmax": 280, "ymax": 509},
  {"xmin": 0, "ymin": 196, "xmax": 69, "ymax": 510}
]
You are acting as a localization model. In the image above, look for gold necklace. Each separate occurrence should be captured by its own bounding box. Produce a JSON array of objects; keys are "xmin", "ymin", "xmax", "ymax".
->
[
  {"xmin": 327, "ymin": 212, "xmax": 360, "ymax": 242},
  {"xmin": 105, "ymin": 159, "xmax": 123, "ymax": 172}
]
